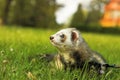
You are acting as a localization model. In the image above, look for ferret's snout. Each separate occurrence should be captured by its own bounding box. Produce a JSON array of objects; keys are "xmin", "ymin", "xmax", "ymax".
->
[{"xmin": 50, "ymin": 36, "xmax": 54, "ymax": 40}]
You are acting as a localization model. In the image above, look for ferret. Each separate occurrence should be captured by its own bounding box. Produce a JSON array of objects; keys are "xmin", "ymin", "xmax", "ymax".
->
[{"xmin": 41, "ymin": 28, "xmax": 120, "ymax": 74}]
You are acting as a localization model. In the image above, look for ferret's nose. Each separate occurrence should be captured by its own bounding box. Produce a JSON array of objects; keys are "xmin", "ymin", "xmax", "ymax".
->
[{"xmin": 50, "ymin": 36, "xmax": 54, "ymax": 40}]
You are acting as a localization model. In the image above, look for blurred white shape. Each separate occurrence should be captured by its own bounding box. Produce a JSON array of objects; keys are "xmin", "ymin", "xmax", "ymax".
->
[
  {"xmin": 55, "ymin": 0, "xmax": 91, "ymax": 24},
  {"xmin": 10, "ymin": 48, "xmax": 14, "ymax": 52}
]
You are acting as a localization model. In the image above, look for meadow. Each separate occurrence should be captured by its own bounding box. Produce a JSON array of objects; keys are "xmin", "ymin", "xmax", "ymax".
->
[{"xmin": 0, "ymin": 26, "xmax": 120, "ymax": 80}]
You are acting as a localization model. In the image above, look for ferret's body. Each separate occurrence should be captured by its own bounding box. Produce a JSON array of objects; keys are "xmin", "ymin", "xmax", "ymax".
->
[
  {"xmin": 47, "ymin": 28, "xmax": 107, "ymax": 74},
  {"xmin": 54, "ymin": 42, "xmax": 106, "ymax": 71}
]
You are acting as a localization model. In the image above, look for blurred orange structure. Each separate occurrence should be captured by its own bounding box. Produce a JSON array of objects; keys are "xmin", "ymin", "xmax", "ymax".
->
[{"xmin": 100, "ymin": 0, "xmax": 120, "ymax": 27}]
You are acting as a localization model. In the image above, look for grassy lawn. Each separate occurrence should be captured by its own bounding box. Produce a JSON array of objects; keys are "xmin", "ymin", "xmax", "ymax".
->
[{"xmin": 0, "ymin": 26, "xmax": 120, "ymax": 80}]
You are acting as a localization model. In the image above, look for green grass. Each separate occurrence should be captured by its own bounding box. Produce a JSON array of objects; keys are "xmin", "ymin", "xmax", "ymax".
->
[{"xmin": 0, "ymin": 26, "xmax": 120, "ymax": 80}]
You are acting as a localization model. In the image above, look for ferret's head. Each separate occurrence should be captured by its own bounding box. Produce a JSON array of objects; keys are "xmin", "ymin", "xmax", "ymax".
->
[{"xmin": 50, "ymin": 28, "xmax": 83, "ymax": 51}]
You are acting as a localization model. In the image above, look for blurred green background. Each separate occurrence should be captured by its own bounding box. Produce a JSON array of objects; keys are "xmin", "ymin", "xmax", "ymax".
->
[{"xmin": 0, "ymin": 0, "xmax": 120, "ymax": 33}]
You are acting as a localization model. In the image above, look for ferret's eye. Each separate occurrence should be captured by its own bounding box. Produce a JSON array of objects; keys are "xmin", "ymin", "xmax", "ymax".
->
[{"xmin": 60, "ymin": 34, "xmax": 65, "ymax": 38}]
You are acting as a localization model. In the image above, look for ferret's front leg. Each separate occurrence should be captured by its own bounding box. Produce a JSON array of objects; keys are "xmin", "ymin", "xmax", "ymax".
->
[{"xmin": 54, "ymin": 54, "xmax": 64, "ymax": 70}]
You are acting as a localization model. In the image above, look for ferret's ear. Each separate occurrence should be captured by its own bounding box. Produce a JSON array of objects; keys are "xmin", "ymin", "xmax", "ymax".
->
[{"xmin": 71, "ymin": 31, "xmax": 78, "ymax": 41}]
